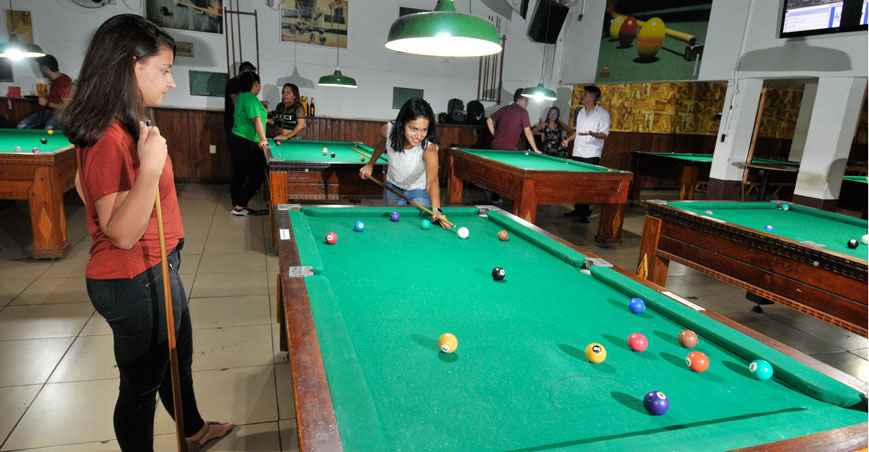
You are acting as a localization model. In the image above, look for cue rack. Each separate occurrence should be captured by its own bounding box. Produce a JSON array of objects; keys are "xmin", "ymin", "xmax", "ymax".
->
[{"xmin": 223, "ymin": 0, "xmax": 261, "ymax": 78}]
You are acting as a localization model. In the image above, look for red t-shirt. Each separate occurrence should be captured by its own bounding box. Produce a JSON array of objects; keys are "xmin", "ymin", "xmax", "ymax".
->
[
  {"xmin": 78, "ymin": 121, "xmax": 184, "ymax": 280},
  {"xmin": 490, "ymin": 103, "xmax": 531, "ymax": 150},
  {"xmin": 48, "ymin": 74, "xmax": 72, "ymax": 107}
]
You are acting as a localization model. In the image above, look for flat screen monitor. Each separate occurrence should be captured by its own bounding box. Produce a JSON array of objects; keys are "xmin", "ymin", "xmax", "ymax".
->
[{"xmin": 780, "ymin": 0, "xmax": 867, "ymax": 37}]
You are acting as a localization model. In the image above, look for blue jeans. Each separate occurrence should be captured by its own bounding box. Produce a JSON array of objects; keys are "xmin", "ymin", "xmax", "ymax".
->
[
  {"xmin": 384, "ymin": 182, "xmax": 431, "ymax": 207},
  {"xmin": 17, "ymin": 110, "xmax": 62, "ymax": 130}
]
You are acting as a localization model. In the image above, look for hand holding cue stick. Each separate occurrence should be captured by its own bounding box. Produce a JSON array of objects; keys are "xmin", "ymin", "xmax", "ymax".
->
[
  {"xmin": 365, "ymin": 175, "xmax": 454, "ymax": 229},
  {"xmin": 154, "ymin": 192, "xmax": 188, "ymax": 452}
]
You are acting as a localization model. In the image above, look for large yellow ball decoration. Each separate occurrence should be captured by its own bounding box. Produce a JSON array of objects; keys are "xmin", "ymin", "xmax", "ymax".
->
[
  {"xmin": 636, "ymin": 17, "xmax": 667, "ymax": 59},
  {"xmin": 609, "ymin": 15, "xmax": 627, "ymax": 41}
]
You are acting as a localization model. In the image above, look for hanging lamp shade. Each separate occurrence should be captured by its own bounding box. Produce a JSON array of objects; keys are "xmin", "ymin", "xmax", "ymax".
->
[
  {"xmin": 521, "ymin": 83, "xmax": 557, "ymax": 102},
  {"xmin": 318, "ymin": 69, "xmax": 357, "ymax": 88},
  {"xmin": 385, "ymin": 0, "xmax": 502, "ymax": 58},
  {"xmin": 0, "ymin": 41, "xmax": 45, "ymax": 60}
]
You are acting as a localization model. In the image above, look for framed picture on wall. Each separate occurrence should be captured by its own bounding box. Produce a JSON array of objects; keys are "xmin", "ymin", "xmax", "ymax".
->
[
  {"xmin": 189, "ymin": 70, "xmax": 227, "ymax": 97},
  {"xmin": 280, "ymin": 0, "xmax": 348, "ymax": 48},
  {"xmin": 147, "ymin": 0, "xmax": 223, "ymax": 34}
]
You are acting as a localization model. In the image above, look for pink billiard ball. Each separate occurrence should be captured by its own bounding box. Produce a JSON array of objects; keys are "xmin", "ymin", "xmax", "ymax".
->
[
  {"xmin": 627, "ymin": 332, "xmax": 648, "ymax": 352},
  {"xmin": 324, "ymin": 232, "xmax": 338, "ymax": 245}
]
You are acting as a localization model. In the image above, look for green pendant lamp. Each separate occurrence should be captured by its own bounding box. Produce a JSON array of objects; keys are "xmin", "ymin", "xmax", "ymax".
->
[
  {"xmin": 385, "ymin": 0, "xmax": 502, "ymax": 57},
  {"xmin": 0, "ymin": 41, "xmax": 45, "ymax": 60},
  {"xmin": 522, "ymin": 82, "xmax": 557, "ymax": 102},
  {"xmin": 318, "ymin": 46, "xmax": 357, "ymax": 88}
]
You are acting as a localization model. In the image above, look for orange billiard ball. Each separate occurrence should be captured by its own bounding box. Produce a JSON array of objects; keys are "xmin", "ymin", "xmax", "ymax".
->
[
  {"xmin": 497, "ymin": 230, "xmax": 509, "ymax": 241},
  {"xmin": 438, "ymin": 333, "xmax": 458, "ymax": 354},
  {"xmin": 678, "ymin": 329, "xmax": 699, "ymax": 348},
  {"xmin": 637, "ymin": 17, "xmax": 667, "ymax": 59},
  {"xmin": 686, "ymin": 351, "xmax": 709, "ymax": 373}
]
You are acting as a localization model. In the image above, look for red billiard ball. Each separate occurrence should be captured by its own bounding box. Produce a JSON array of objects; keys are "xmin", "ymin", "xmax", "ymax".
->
[
  {"xmin": 686, "ymin": 351, "xmax": 709, "ymax": 372},
  {"xmin": 627, "ymin": 332, "xmax": 648, "ymax": 352},
  {"xmin": 497, "ymin": 230, "xmax": 509, "ymax": 241},
  {"xmin": 618, "ymin": 17, "xmax": 639, "ymax": 47},
  {"xmin": 679, "ymin": 329, "xmax": 699, "ymax": 348},
  {"xmin": 324, "ymin": 232, "xmax": 338, "ymax": 245}
]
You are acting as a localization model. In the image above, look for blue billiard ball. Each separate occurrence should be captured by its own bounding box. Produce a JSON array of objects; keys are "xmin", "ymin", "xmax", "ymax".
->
[
  {"xmin": 390, "ymin": 211, "xmax": 400, "ymax": 222},
  {"xmin": 643, "ymin": 391, "xmax": 669, "ymax": 415},
  {"xmin": 420, "ymin": 219, "xmax": 432, "ymax": 230},
  {"xmin": 781, "ymin": 203, "xmax": 790, "ymax": 211},
  {"xmin": 749, "ymin": 359, "xmax": 773, "ymax": 381},
  {"xmin": 353, "ymin": 220, "xmax": 365, "ymax": 232},
  {"xmin": 628, "ymin": 297, "xmax": 646, "ymax": 314},
  {"xmin": 763, "ymin": 224, "xmax": 774, "ymax": 232}
]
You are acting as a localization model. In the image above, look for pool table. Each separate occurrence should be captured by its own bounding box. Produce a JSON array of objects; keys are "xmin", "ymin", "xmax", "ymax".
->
[
  {"xmin": 0, "ymin": 129, "xmax": 75, "ymax": 258},
  {"xmin": 631, "ymin": 152, "xmax": 800, "ymax": 201},
  {"xmin": 639, "ymin": 200, "xmax": 868, "ymax": 336},
  {"xmin": 274, "ymin": 204, "xmax": 867, "ymax": 451},
  {"xmin": 447, "ymin": 148, "xmax": 632, "ymax": 245}
]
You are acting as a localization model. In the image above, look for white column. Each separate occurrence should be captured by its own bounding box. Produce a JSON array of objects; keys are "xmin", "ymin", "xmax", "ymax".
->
[
  {"xmin": 709, "ymin": 78, "xmax": 764, "ymax": 181},
  {"xmin": 787, "ymin": 80, "xmax": 818, "ymax": 162},
  {"xmin": 794, "ymin": 77, "xmax": 867, "ymax": 200}
]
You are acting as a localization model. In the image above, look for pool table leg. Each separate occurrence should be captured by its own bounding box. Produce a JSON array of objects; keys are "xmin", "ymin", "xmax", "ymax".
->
[
  {"xmin": 680, "ymin": 165, "xmax": 699, "ymax": 200},
  {"xmin": 595, "ymin": 203, "xmax": 625, "ymax": 246},
  {"xmin": 637, "ymin": 215, "xmax": 669, "ymax": 285},
  {"xmin": 513, "ymin": 180, "xmax": 537, "ymax": 223},
  {"xmin": 447, "ymin": 156, "xmax": 464, "ymax": 204},
  {"xmin": 29, "ymin": 167, "xmax": 69, "ymax": 259}
]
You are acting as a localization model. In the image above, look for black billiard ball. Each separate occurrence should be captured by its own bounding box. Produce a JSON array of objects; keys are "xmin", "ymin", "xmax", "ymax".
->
[
  {"xmin": 491, "ymin": 266, "xmax": 506, "ymax": 281},
  {"xmin": 40, "ymin": 137, "xmax": 47, "ymax": 144},
  {"xmin": 847, "ymin": 239, "xmax": 859, "ymax": 249},
  {"xmin": 330, "ymin": 152, "xmax": 336, "ymax": 158}
]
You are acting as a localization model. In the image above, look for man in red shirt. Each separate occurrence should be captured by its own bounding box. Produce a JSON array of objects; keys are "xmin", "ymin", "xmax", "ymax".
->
[
  {"xmin": 17, "ymin": 55, "xmax": 73, "ymax": 129},
  {"xmin": 486, "ymin": 88, "xmax": 541, "ymax": 153}
]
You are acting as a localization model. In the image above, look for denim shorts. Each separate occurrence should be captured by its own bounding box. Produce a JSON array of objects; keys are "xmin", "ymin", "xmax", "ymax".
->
[{"xmin": 384, "ymin": 182, "xmax": 431, "ymax": 207}]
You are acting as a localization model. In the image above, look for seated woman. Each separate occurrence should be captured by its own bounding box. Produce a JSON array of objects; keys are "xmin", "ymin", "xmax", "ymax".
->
[
  {"xmin": 268, "ymin": 83, "xmax": 306, "ymax": 144},
  {"xmin": 358, "ymin": 98, "xmax": 448, "ymax": 227},
  {"xmin": 533, "ymin": 106, "xmax": 571, "ymax": 157}
]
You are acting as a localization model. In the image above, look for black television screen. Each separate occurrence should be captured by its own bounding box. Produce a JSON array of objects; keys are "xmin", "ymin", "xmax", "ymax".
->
[{"xmin": 780, "ymin": 0, "xmax": 867, "ymax": 37}]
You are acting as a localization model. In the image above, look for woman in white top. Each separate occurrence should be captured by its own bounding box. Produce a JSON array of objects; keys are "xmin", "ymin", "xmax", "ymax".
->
[{"xmin": 359, "ymin": 98, "xmax": 447, "ymax": 226}]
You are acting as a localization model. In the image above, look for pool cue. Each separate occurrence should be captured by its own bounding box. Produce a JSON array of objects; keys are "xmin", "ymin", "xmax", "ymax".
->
[
  {"xmin": 154, "ymin": 192, "xmax": 188, "ymax": 452},
  {"xmin": 366, "ymin": 175, "xmax": 454, "ymax": 229}
]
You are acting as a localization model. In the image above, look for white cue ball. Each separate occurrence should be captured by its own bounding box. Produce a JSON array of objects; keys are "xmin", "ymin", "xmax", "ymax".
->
[
  {"xmin": 457, "ymin": 226, "xmax": 470, "ymax": 239},
  {"xmin": 863, "ymin": 234, "xmax": 869, "ymax": 245}
]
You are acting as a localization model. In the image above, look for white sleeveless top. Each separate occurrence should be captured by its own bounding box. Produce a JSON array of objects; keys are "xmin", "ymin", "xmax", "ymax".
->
[{"xmin": 385, "ymin": 122, "xmax": 427, "ymax": 190}]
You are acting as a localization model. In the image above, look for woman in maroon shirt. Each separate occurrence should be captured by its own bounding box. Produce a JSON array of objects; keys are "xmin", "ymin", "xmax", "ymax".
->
[{"xmin": 61, "ymin": 15, "xmax": 232, "ymax": 451}]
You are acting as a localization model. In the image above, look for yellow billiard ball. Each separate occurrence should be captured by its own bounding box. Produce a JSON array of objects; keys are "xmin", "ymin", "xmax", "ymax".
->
[
  {"xmin": 637, "ymin": 17, "xmax": 667, "ymax": 59},
  {"xmin": 609, "ymin": 15, "xmax": 627, "ymax": 40},
  {"xmin": 46, "ymin": 128, "xmax": 54, "ymax": 135},
  {"xmin": 438, "ymin": 333, "xmax": 458, "ymax": 354},
  {"xmin": 585, "ymin": 342, "xmax": 607, "ymax": 364}
]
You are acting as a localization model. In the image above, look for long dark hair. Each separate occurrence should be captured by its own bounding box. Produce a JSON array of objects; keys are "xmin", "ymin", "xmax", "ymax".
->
[
  {"xmin": 389, "ymin": 98, "xmax": 438, "ymax": 152},
  {"xmin": 61, "ymin": 14, "xmax": 175, "ymax": 148},
  {"xmin": 545, "ymin": 106, "xmax": 561, "ymax": 123},
  {"xmin": 281, "ymin": 83, "xmax": 300, "ymax": 108}
]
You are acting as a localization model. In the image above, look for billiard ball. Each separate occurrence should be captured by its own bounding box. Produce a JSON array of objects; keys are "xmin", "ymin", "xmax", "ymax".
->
[
  {"xmin": 40, "ymin": 137, "xmax": 47, "ymax": 144},
  {"xmin": 643, "ymin": 391, "xmax": 669, "ymax": 415},
  {"xmin": 704, "ymin": 210, "xmax": 714, "ymax": 216},
  {"xmin": 360, "ymin": 157, "xmax": 366, "ymax": 162},
  {"xmin": 686, "ymin": 351, "xmax": 709, "ymax": 372},
  {"xmin": 324, "ymin": 232, "xmax": 338, "ymax": 244},
  {"xmin": 749, "ymin": 359, "xmax": 774, "ymax": 381},
  {"xmin": 628, "ymin": 297, "xmax": 646, "ymax": 314},
  {"xmin": 438, "ymin": 333, "xmax": 458, "ymax": 353},
  {"xmin": 420, "ymin": 219, "xmax": 432, "ymax": 230},
  {"xmin": 497, "ymin": 230, "xmax": 509, "ymax": 241},
  {"xmin": 14, "ymin": 146, "xmax": 21, "ymax": 153},
  {"xmin": 847, "ymin": 239, "xmax": 859, "ymax": 249},
  {"xmin": 330, "ymin": 152, "xmax": 336, "ymax": 158},
  {"xmin": 322, "ymin": 146, "xmax": 329, "ymax": 154},
  {"xmin": 862, "ymin": 234, "xmax": 869, "ymax": 245},
  {"xmin": 609, "ymin": 14, "xmax": 627, "ymax": 40},
  {"xmin": 618, "ymin": 16, "xmax": 638, "ymax": 47},
  {"xmin": 390, "ymin": 211, "xmax": 400, "ymax": 222},
  {"xmin": 491, "ymin": 266, "xmax": 506, "ymax": 282},
  {"xmin": 585, "ymin": 342, "xmax": 607, "ymax": 364},
  {"xmin": 636, "ymin": 17, "xmax": 666, "ymax": 59},
  {"xmin": 678, "ymin": 329, "xmax": 699, "ymax": 348},
  {"xmin": 46, "ymin": 128, "xmax": 54, "ymax": 135},
  {"xmin": 353, "ymin": 220, "xmax": 365, "ymax": 232},
  {"xmin": 627, "ymin": 332, "xmax": 648, "ymax": 352},
  {"xmin": 764, "ymin": 224, "xmax": 774, "ymax": 232},
  {"xmin": 31, "ymin": 147, "xmax": 39, "ymax": 154},
  {"xmin": 457, "ymin": 226, "xmax": 470, "ymax": 239},
  {"xmin": 781, "ymin": 203, "xmax": 791, "ymax": 211}
]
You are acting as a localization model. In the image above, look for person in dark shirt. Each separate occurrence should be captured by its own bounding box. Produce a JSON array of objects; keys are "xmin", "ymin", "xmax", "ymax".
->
[
  {"xmin": 18, "ymin": 55, "xmax": 72, "ymax": 129},
  {"xmin": 533, "ymin": 106, "xmax": 571, "ymax": 157},
  {"xmin": 486, "ymin": 88, "xmax": 540, "ymax": 153},
  {"xmin": 268, "ymin": 83, "xmax": 306, "ymax": 143},
  {"xmin": 223, "ymin": 61, "xmax": 256, "ymax": 139}
]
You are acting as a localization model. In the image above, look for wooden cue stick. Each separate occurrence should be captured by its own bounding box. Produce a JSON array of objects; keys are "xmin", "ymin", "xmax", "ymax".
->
[
  {"xmin": 610, "ymin": 12, "xmax": 696, "ymax": 45},
  {"xmin": 366, "ymin": 175, "xmax": 454, "ymax": 229},
  {"xmin": 154, "ymin": 193, "xmax": 187, "ymax": 452}
]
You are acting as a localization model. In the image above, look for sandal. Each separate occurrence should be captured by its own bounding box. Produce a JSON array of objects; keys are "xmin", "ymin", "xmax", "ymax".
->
[{"xmin": 186, "ymin": 421, "xmax": 235, "ymax": 450}]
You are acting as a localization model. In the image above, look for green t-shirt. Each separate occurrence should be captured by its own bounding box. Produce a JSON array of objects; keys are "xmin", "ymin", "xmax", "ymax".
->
[{"xmin": 232, "ymin": 91, "xmax": 267, "ymax": 143}]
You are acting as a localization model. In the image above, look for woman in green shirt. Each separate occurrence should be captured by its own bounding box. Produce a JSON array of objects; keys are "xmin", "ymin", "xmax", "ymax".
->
[{"xmin": 229, "ymin": 71, "xmax": 268, "ymax": 216}]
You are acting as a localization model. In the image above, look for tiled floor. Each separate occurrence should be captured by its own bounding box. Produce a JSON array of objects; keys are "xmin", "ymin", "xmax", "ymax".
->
[{"xmin": 0, "ymin": 184, "xmax": 866, "ymax": 451}]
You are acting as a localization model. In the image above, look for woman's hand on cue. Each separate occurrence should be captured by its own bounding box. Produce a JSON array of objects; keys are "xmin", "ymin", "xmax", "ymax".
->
[
  {"xmin": 358, "ymin": 164, "xmax": 373, "ymax": 180},
  {"xmin": 137, "ymin": 121, "xmax": 168, "ymax": 176}
]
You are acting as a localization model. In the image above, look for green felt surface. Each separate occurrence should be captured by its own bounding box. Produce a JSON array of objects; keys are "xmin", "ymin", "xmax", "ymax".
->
[
  {"xmin": 0, "ymin": 129, "xmax": 72, "ymax": 154},
  {"xmin": 268, "ymin": 140, "xmax": 386, "ymax": 165},
  {"xmin": 286, "ymin": 206, "xmax": 866, "ymax": 451},
  {"xmin": 668, "ymin": 201, "xmax": 868, "ymax": 261},
  {"xmin": 646, "ymin": 153, "xmax": 798, "ymax": 166},
  {"xmin": 843, "ymin": 175, "xmax": 868, "ymax": 185},
  {"xmin": 460, "ymin": 148, "xmax": 612, "ymax": 173}
]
